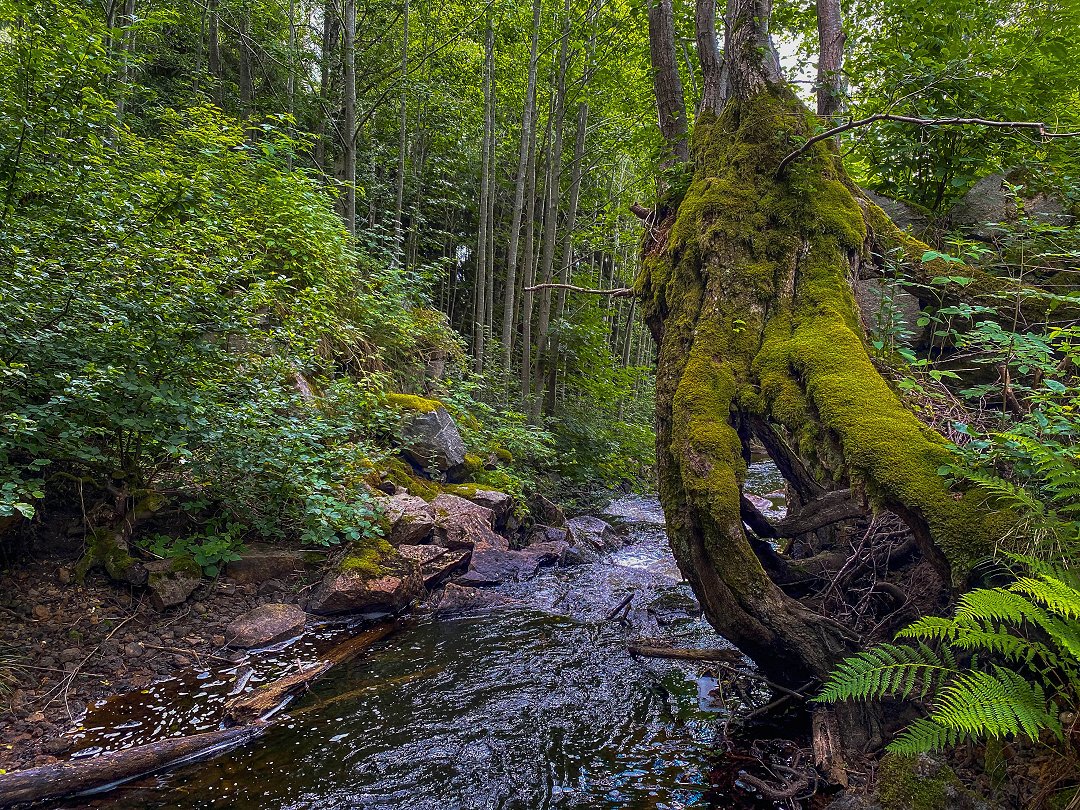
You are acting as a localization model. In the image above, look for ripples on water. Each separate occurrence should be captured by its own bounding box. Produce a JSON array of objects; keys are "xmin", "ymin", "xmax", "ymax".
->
[{"xmin": 71, "ymin": 465, "xmax": 789, "ymax": 810}]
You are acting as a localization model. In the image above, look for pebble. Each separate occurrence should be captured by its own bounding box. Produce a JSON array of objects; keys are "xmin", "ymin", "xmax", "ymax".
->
[
  {"xmin": 123, "ymin": 643, "xmax": 144, "ymax": 659},
  {"xmin": 32, "ymin": 605, "xmax": 50, "ymax": 620},
  {"xmin": 59, "ymin": 648, "xmax": 82, "ymax": 664},
  {"xmin": 56, "ymin": 567, "xmax": 73, "ymax": 585},
  {"xmin": 42, "ymin": 737, "xmax": 71, "ymax": 756}
]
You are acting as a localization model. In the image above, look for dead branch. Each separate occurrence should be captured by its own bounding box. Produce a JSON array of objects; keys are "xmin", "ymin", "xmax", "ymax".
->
[
  {"xmin": 777, "ymin": 114, "xmax": 1080, "ymax": 175},
  {"xmin": 627, "ymin": 641, "xmax": 744, "ymax": 663},
  {"xmin": 524, "ymin": 283, "xmax": 635, "ymax": 297}
]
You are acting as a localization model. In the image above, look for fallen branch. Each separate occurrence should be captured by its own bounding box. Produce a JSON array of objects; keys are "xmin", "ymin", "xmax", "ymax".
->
[
  {"xmin": 606, "ymin": 594, "xmax": 634, "ymax": 621},
  {"xmin": 524, "ymin": 283, "xmax": 635, "ymax": 297},
  {"xmin": 627, "ymin": 641, "xmax": 743, "ymax": 663},
  {"xmin": 777, "ymin": 114, "xmax": 1080, "ymax": 176},
  {"xmin": 0, "ymin": 724, "xmax": 267, "ymax": 807},
  {"xmin": 0, "ymin": 621, "xmax": 398, "ymax": 808}
]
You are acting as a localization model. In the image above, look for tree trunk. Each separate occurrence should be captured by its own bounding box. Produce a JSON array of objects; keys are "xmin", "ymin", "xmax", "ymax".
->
[
  {"xmin": 639, "ymin": 0, "xmax": 1012, "ymax": 698},
  {"xmin": 519, "ymin": 98, "xmax": 540, "ymax": 402},
  {"xmin": 647, "ymin": 0, "xmax": 689, "ymax": 164},
  {"xmin": 393, "ymin": 0, "xmax": 410, "ymax": 262},
  {"xmin": 501, "ymin": 0, "xmax": 542, "ymax": 373},
  {"xmin": 208, "ymin": 0, "xmax": 221, "ymax": 104},
  {"xmin": 473, "ymin": 22, "xmax": 494, "ymax": 371},
  {"xmin": 238, "ymin": 4, "xmax": 255, "ymax": 119},
  {"xmin": 695, "ymin": 0, "xmax": 723, "ymax": 115},
  {"xmin": 342, "ymin": 0, "xmax": 357, "ymax": 233},
  {"xmin": 816, "ymin": 0, "xmax": 846, "ymax": 119}
]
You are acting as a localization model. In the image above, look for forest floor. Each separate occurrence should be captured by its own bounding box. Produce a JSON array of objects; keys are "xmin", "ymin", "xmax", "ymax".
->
[{"xmin": 0, "ymin": 538, "xmax": 312, "ymax": 773}]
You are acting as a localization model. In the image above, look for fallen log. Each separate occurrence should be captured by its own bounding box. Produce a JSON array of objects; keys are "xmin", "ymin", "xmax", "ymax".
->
[
  {"xmin": 627, "ymin": 641, "xmax": 744, "ymax": 663},
  {"xmin": 0, "ymin": 724, "xmax": 267, "ymax": 808},
  {"xmin": 224, "ymin": 621, "xmax": 396, "ymax": 724},
  {"xmin": 0, "ymin": 620, "xmax": 399, "ymax": 808}
]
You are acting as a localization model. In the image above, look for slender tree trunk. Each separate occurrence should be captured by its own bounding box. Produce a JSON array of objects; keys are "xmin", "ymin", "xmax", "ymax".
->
[
  {"xmin": 646, "ymin": 0, "xmax": 689, "ymax": 164},
  {"xmin": 315, "ymin": 0, "xmax": 337, "ymax": 171},
  {"xmin": 114, "ymin": 0, "xmax": 136, "ymax": 120},
  {"xmin": 501, "ymin": 0, "xmax": 542, "ymax": 373},
  {"xmin": 238, "ymin": 4, "xmax": 255, "ymax": 119},
  {"xmin": 473, "ymin": 22, "xmax": 494, "ymax": 371},
  {"xmin": 531, "ymin": 10, "xmax": 571, "ymax": 417},
  {"xmin": 816, "ymin": 0, "xmax": 846, "ymax": 119},
  {"xmin": 519, "ymin": 98, "xmax": 541, "ymax": 402},
  {"xmin": 285, "ymin": 0, "xmax": 297, "ymax": 169},
  {"xmin": 342, "ymin": 0, "xmax": 357, "ymax": 233},
  {"xmin": 393, "ymin": 0, "xmax": 410, "ymax": 262},
  {"xmin": 208, "ymin": 0, "xmax": 221, "ymax": 104},
  {"xmin": 695, "ymin": 0, "xmax": 723, "ymax": 115},
  {"xmin": 544, "ymin": 99, "xmax": 588, "ymax": 415}
]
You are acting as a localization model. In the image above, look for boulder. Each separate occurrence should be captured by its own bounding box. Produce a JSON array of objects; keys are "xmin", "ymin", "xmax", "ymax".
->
[
  {"xmin": 434, "ymin": 582, "xmax": 516, "ymax": 613},
  {"xmin": 455, "ymin": 543, "xmax": 557, "ymax": 586},
  {"xmin": 853, "ymin": 277, "xmax": 924, "ymax": 347},
  {"xmin": 398, "ymin": 544, "xmax": 471, "ymax": 586},
  {"xmin": 529, "ymin": 493, "xmax": 566, "ymax": 527},
  {"xmin": 527, "ymin": 524, "xmax": 569, "ymax": 545},
  {"xmin": 399, "ymin": 407, "xmax": 467, "ymax": 477},
  {"xmin": 383, "ymin": 493, "xmax": 435, "ymax": 546},
  {"xmin": 225, "ymin": 546, "xmax": 307, "ymax": 585},
  {"xmin": 145, "ymin": 558, "xmax": 202, "ymax": 610},
  {"xmin": 306, "ymin": 548, "xmax": 423, "ymax": 615},
  {"xmin": 524, "ymin": 539, "xmax": 572, "ymax": 566},
  {"xmin": 225, "ymin": 603, "xmax": 307, "ymax": 648},
  {"xmin": 862, "ymin": 190, "xmax": 928, "ymax": 235},
  {"xmin": 949, "ymin": 172, "xmax": 1073, "ymax": 238},
  {"xmin": 465, "ymin": 489, "xmax": 514, "ymax": 527},
  {"xmin": 431, "ymin": 493, "xmax": 505, "ymax": 550},
  {"xmin": 565, "ymin": 515, "xmax": 618, "ymax": 552}
]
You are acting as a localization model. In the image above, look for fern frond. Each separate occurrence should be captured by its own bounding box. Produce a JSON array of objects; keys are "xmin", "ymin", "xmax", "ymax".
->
[
  {"xmin": 815, "ymin": 643, "xmax": 950, "ymax": 703},
  {"xmin": 930, "ymin": 666, "xmax": 1060, "ymax": 743},
  {"xmin": 1013, "ymin": 575, "xmax": 1080, "ymax": 620},
  {"xmin": 887, "ymin": 718, "xmax": 961, "ymax": 754}
]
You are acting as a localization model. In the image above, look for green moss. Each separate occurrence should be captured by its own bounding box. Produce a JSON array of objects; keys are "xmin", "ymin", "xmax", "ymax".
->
[
  {"xmin": 339, "ymin": 538, "xmax": 394, "ymax": 577},
  {"xmin": 876, "ymin": 754, "xmax": 969, "ymax": 810},
  {"xmin": 493, "ymin": 446, "xmax": 513, "ymax": 463},
  {"xmin": 76, "ymin": 528, "xmax": 141, "ymax": 584},
  {"xmin": 385, "ymin": 393, "xmax": 442, "ymax": 413},
  {"xmin": 639, "ymin": 84, "xmax": 1019, "ymax": 589},
  {"xmin": 463, "ymin": 453, "xmax": 484, "ymax": 476},
  {"xmin": 379, "ymin": 458, "xmax": 439, "ymax": 501}
]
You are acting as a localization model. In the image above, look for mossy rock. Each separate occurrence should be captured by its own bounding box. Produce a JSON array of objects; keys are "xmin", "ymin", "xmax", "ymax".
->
[
  {"xmin": 75, "ymin": 529, "xmax": 147, "ymax": 586},
  {"xmin": 339, "ymin": 538, "xmax": 395, "ymax": 577},
  {"xmin": 385, "ymin": 393, "xmax": 442, "ymax": 413},
  {"xmin": 875, "ymin": 754, "xmax": 984, "ymax": 810}
]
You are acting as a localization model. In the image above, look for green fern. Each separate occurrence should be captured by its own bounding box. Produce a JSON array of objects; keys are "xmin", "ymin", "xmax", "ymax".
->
[{"xmin": 817, "ymin": 561, "xmax": 1080, "ymax": 754}]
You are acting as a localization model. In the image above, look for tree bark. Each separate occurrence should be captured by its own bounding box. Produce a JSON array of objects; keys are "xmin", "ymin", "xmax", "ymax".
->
[
  {"xmin": 815, "ymin": 0, "xmax": 846, "ymax": 119},
  {"xmin": 647, "ymin": 0, "xmax": 689, "ymax": 164},
  {"xmin": 503, "ymin": 0, "xmax": 542, "ymax": 373},
  {"xmin": 640, "ymin": 0, "xmax": 1014, "ymax": 697},
  {"xmin": 473, "ymin": 21, "xmax": 494, "ymax": 371},
  {"xmin": 695, "ymin": 0, "xmax": 723, "ymax": 115},
  {"xmin": 342, "ymin": 0, "xmax": 357, "ymax": 233},
  {"xmin": 393, "ymin": 0, "xmax": 410, "ymax": 263}
]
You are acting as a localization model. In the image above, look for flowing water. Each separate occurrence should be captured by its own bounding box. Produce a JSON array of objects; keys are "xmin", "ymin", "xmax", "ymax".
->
[{"xmin": 63, "ymin": 463, "xmax": 791, "ymax": 810}]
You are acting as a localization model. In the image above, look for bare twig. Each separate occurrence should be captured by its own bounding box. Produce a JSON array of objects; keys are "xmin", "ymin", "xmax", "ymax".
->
[
  {"xmin": 777, "ymin": 114, "xmax": 1080, "ymax": 176},
  {"xmin": 524, "ymin": 283, "xmax": 635, "ymax": 297}
]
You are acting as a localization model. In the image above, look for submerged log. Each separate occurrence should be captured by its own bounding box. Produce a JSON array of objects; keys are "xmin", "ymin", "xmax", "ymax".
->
[
  {"xmin": 627, "ymin": 641, "xmax": 744, "ymax": 663},
  {"xmin": 0, "ymin": 724, "xmax": 267, "ymax": 807},
  {"xmin": 0, "ymin": 621, "xmax": 398, "ymax": 808}
]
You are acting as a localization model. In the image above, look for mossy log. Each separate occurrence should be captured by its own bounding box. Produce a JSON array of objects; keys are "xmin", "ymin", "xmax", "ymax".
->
[{"xmin": 637, "ymin": 34, "xmax": 1020, "ymax": 693}]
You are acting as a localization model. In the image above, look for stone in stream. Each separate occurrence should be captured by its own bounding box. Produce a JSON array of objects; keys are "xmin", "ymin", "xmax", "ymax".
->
[
  {"xmin": 397, "ymin": 544, "xmax": 470, "ymax": 586},
  {"xmin": 398, "ymin": 406, "xmax": 467, "ymax": 479},
  {"xmin": 383, "ymin": 493, "xmax": 435, "ymax": 546},
  {"xmin": 225, "ymin": 603, "xmax": 308, "ymax": 648},
  {"xmin": 224, "ymin": 546, "xmax": 308, "ymax": 585},
  {"xmin": 455, "ymin": 542, "xmax": 561, "ymax": 586},
  {"xmin": 529, "ymin": 493, "xmax": 566, "ymax": 527},
  {"xmin": 306, "ymin": 547, "xmax": 423, "ymax": 615},
  {"xmin": 565, "ymin": 515, "xmax": 618, "ymax": 552},
  {"xmin": 433, "ymin": 582, "xmax": 518, "ymax": 613}
]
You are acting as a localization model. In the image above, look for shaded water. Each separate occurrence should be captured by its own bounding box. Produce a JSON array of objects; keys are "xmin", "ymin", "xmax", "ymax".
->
[{"xmin": 66, "ymin": 463, "xmax": 790, "ymax": 810}]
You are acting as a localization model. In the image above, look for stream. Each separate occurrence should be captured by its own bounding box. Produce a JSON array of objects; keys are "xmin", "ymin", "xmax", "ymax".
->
[{"xmin": 58, "ymin": 463, "xmax": 790, "ymax": 810}]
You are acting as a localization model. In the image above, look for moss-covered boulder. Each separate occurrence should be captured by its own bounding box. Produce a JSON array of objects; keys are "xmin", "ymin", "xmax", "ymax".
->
[
  {"xmin": 306, "ymin": 541, "xmax": 423, "ymax": 615},
  {"xmin": 145, "ymin": 557, "xmax": 202, "ymax": 610},
  {"xmin": 390, "ymin": 395, "xmax": 468, "ymax": 480}
]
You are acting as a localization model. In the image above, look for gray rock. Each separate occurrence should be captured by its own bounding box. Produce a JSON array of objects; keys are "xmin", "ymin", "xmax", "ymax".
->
[
  {"xmin": 464, "ymin": 489, "xmax": 514, "ymax": 527},
  {"xmin": 529, "ymin": 493, "xmax": 566, "ymax": 527},
  {"xmin": 854, "ymin": 278, "xmax": 925, "ymax": 348},
  {"xmin": 456, "ymin": 543, "xmax": 559, "ymax": 586},
  {"xmin": 863, "ymin": 190, "xmax": 928, "ymax": 235},
  {"xmin": 524, "ymin": 540, "xmax": 571, "ymax": 566},
  {"xmin": 398, "ymin": 544, "xmax": 471, "ymax": 586},
  {"xmin": 306, "ymin": 549, "xmax": 423, "ymax": 615},
  {"xmin": 224, "ymin": 546, "xmax": 307, "ymax": 585},
  {"xmin": 225, "ymin": 603, "xmax": 307, "ymax": 648},
  {"xmin": 565, "ymin": 515, "xmax": 618, "ymax": 552},
  {"xmin": 433, "ymin": 582, "xmax": 516, "ymax": 613},
  {"xmin": 950, "ymin": 172, "xmax": 1073, "ymax": 238},
  {"xmin": 383, "ymin": 493, "xmax": 435, "ymax": 546},
  {"xmin": 431, "ymin": 494, "xmax": 504, "ymax": 550},
  {"xmin": 123, "ymin": 642, "xmax": 144, "ymax": 658},
  {"xmin": 145, "ymin": 559, "xmax": 202, "ymax": 610},
  {"xmin": 399, "ymin": 407, "xmax": 467, "ymax": 477}
]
